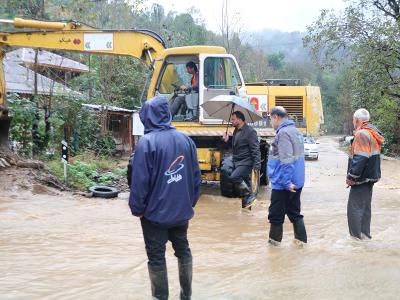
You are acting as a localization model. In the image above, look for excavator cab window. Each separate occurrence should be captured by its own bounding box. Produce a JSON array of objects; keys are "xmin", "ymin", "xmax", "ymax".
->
[
  {"xmin": 204, "ymin": 57, "xmax": 242, "ymax": 89},
  {"xmin": 201, "ymin": 55, "xmax": 244, "ymax": 122},
  {"xmin": 156, "ymin": 56, "xmax": 199, "ymax": 122}
]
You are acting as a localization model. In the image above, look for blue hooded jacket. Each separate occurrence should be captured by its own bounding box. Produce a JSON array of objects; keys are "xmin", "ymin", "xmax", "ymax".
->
[
  {"xmin": 267, "ymin": 119, "xmax": 305, "ymax": 190},
  {"xmin": 128, "ymin": 96, "xmax": 201, "ymax": 227}
]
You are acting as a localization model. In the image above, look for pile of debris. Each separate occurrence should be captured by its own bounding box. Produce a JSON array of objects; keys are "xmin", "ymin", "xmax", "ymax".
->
[{"xmin": 0, "ymin": 146, "xmax": 44, "ymax": 169}]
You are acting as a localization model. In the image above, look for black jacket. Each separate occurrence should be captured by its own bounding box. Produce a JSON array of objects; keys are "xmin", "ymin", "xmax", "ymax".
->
[
  {"xmin": 128, "ymin": 96, "xmax": 201, "ymax": 227},
  {"xmin": 232, "ymin": 124, "xmax": 261, "ymax": 169}
]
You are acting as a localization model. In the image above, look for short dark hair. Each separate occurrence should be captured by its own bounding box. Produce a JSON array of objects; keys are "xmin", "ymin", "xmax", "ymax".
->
[
  {"xmin": 232, "ymin": 111, "xmax": 245, "ymax": 121},
  {"xmin": 186, "ymin": 61, "xmax": 198, "ymax": 72},
  {"xmin": 270, "ymin": 106, "xmax": 288, "ymax": 118}
]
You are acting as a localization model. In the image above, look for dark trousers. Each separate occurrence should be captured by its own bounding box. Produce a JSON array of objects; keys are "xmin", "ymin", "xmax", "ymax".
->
[
  {"xmin": 170, "ymin": 96, "xmax": 186, "ymax": 117},
  {"xmin": 268, "ymin": 189, "xmax": 303, "ymax": 225},
  {"xmin": 140, "ymin": 218, "xmax": 192, "ymax": 267},
  {"xmin": 229, "ymin": 164, "xmax": 252, "ymax": 184},
  {"xmin": 347, "ymin": 182, "xmax": 374, "ymax": 239}
]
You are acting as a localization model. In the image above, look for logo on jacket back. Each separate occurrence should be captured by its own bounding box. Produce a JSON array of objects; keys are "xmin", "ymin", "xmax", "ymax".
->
[{"xmin": 165, "ymin": 155, "xmax": 185, "ymax": 184}]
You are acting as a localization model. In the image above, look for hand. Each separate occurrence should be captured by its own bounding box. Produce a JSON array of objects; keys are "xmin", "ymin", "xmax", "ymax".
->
[
  {"xmin": 222, "ymin": 132, "xmax": 230, "ymax": 142},
  {"xmin": 289, "ymin": 183, "xmax": 296, "ymax": 193},
  {"xmin": 346, "ymin": 179, "xmax": 355, "ymax": 186}
]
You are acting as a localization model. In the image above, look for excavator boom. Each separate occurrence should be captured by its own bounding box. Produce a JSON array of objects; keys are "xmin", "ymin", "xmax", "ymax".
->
[{"xmin": 0, "ymin": 18, "xmax": 166, "ymax": 64}]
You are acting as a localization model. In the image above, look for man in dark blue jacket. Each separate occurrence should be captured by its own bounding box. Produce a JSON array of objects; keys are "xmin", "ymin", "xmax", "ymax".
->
[
  {"xmin": 267, "ymin": 106, "xmax": 307, "ymax": 245},
  {"xmin": 129, "ymin": 96, "xmax": 201, "ymax": 300}
]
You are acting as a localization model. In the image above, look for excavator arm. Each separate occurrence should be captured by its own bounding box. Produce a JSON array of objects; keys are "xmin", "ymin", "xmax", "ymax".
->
[
  {"xmin": 0, "ymin": 18, "xmax": 166, "ymax": 64},
  {"xmin": 0, "ymin": 17, "xmax": 166, "ymax": 153}
]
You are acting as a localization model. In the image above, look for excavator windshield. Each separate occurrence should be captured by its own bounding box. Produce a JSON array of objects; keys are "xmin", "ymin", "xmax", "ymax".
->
[
  {"xmin": 156, "ymin": 55, "xmax": 198, "ymax": 94},
  {"xmin": 157, "ymin": 62, "xmax": 192, "ymax": 94},
  {"xmin": 155, "ymin": 55, "xmax": 200, "ymax": 121}
]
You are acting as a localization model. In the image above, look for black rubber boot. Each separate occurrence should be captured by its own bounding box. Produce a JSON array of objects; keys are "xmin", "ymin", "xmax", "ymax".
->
[
  {"xmin": 178, "ymin": 257, "xmax": 192, "ymax": 300},
  {"xmin": 268, "ymin": 224, "xmax": 283, "ymax": 246},
  {"xmin": 361, "ymin": 232, "xmax": 372, "ymax": 240},
  {"xmin": 235, "ymin": 181, "xmax": 257, "ymax": 209},
  {"xmin": 148, "ymin": 263, "xmax": 169, "ymax": 300},
  {"xmin": 293, "ymin": 218, "xmax": 307, "ymax": 243}
]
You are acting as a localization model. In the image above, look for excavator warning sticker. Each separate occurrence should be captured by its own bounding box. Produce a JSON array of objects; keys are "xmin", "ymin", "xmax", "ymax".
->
[
  {"xmin": 248, "ymin": 95, "xmax": 268, "ymax": 112},
  {"xmin": 83, "ymin": 33, "xmax": 114, "ymax": 51}
]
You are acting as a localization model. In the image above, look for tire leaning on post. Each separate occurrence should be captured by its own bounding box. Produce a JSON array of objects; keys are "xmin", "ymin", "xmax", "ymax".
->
[{"xmin": 89, "ymin": 186, "xmax": 119, "ymax": 198}]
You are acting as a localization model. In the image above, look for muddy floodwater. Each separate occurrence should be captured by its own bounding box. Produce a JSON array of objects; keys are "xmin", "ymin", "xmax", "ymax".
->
[{"xmin": 1, "ymin": 136, "xmax": 399, "ymax": 299}]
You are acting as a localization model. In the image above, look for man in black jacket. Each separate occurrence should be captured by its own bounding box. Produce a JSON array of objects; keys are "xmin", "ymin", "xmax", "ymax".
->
[{"xmin": 223, "ymin": 111, "xmax": 261, "ymax": 209}]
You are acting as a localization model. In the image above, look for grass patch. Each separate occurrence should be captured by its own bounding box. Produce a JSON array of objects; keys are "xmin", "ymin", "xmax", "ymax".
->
[
  {"xmin": 70, "ymin": 153, "xmax": 119, "ymax": 170},
  {"xmin": 46, "ymin": 154, "xmax": 127, "ymax": 191}
]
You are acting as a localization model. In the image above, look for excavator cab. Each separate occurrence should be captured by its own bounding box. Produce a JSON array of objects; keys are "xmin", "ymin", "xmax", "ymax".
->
[{"xmin": 154, "ymin": 53, "xmax": 246, "ymax": 123}]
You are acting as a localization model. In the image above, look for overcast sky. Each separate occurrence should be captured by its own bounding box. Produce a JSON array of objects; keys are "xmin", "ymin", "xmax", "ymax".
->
[{"xmin": 146, "ymin": 0, "xmax": 346, "ymax": 32}]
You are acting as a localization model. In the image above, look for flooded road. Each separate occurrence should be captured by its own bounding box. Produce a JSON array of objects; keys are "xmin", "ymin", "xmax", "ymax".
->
[{"xmin": 1, "ymin": 136, "xmax": 399, "ymax": 299}]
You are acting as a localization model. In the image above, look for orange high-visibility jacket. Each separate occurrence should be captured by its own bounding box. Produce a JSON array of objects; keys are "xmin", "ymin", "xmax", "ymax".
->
[{"xmin": 347, "ymin": 122, "xmax": 384, "ymax": 184}]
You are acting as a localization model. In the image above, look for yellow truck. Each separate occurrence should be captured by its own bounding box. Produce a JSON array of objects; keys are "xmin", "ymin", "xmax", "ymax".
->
[{"xmin": 0, "ymin": 17, "xmax": 323, "ymax": 189}]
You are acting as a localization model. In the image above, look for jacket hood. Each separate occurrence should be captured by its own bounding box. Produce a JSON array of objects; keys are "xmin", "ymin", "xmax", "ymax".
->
[
  {"xmin": 139, "ymin": 96, "xmax": 174, "ymax": 134},
  {"xmin": 363, "ymin": 122, "xmax": 385, "ymax": 146},
  {"xmin": 276, "ymin": 119, "xmax": 295, "ymax": 133}
]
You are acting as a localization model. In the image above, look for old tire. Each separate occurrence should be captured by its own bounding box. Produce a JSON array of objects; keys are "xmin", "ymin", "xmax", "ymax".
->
[
  {"xmin": 220, "ymin": 154, "xmax": 237, "ymax": 198},
  {"xmin": 89, "ymin": 186, "xmax": 119, "ymax": 198}
]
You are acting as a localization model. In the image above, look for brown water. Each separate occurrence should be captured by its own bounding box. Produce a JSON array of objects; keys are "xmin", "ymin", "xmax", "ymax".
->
[{"xmin": 1, "ymin": 136, "xmax": 399, "ymax": 299}]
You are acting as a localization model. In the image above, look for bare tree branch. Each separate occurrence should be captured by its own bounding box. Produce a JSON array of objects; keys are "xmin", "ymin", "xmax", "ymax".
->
[{"xmin": 373, "ymin": 0, "xmax": 400, "ymax": 21}]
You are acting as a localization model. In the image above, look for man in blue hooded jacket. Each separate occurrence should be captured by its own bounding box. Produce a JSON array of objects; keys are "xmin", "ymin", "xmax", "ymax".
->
[
  {"xmin": 129, "ymin": 96, "xmax": 201, "ymax": 300},
  {"xmin": 267, "ymin": 106, "xmax": 307, "ymax": 245}
]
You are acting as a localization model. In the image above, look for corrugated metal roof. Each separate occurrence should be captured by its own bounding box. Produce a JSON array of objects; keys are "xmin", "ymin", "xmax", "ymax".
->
[
  {"xmin": 4, "ymin": 60, "xmax": 82, "ymax": 97},
  {"xmin": 5, "ymin": 48, "xmax": 89, "ymax": 72},
  {"xmin": 82, "ymin": 104, "xmax": 136, "ymax": 113}
]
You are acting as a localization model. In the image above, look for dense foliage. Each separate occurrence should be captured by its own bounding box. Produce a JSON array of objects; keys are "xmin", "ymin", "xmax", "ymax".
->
[{"xmin": 304, "ymin": 0, "xmax": 400, "ymax": 153}]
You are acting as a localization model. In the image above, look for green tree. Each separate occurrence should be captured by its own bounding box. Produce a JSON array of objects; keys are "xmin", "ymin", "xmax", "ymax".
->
[
  {"xmin": 7, "ymin": 94, "xmax": 39, "ymax": 156},
  {"xmin": 0, "ymin": 0, "xmax": 46, "ymax": 20},
  {"xmin": 304, "ymin": 0, "xmax": 400, "ymax": 152}
]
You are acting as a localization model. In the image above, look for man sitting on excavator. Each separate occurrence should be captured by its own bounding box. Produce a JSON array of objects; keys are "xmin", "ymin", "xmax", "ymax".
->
[{"xmin": 170, "ymin": 61, "xmax": 199, "ymax": 121}]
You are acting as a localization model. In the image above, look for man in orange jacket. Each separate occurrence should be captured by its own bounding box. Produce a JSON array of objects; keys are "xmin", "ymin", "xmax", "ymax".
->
[{"xmin": 347, "ymin": 108, "xmax": 384, "ymax": 240}]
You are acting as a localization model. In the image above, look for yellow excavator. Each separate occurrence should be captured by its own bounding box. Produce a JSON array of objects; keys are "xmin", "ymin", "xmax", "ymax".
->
[
  {"xmin": 0, "ymin": 17, "xmax": 255, "ymax": 179},
  {"xmin": 0, "ymin": 17, "xmax": 324, "ymax": 189}
]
